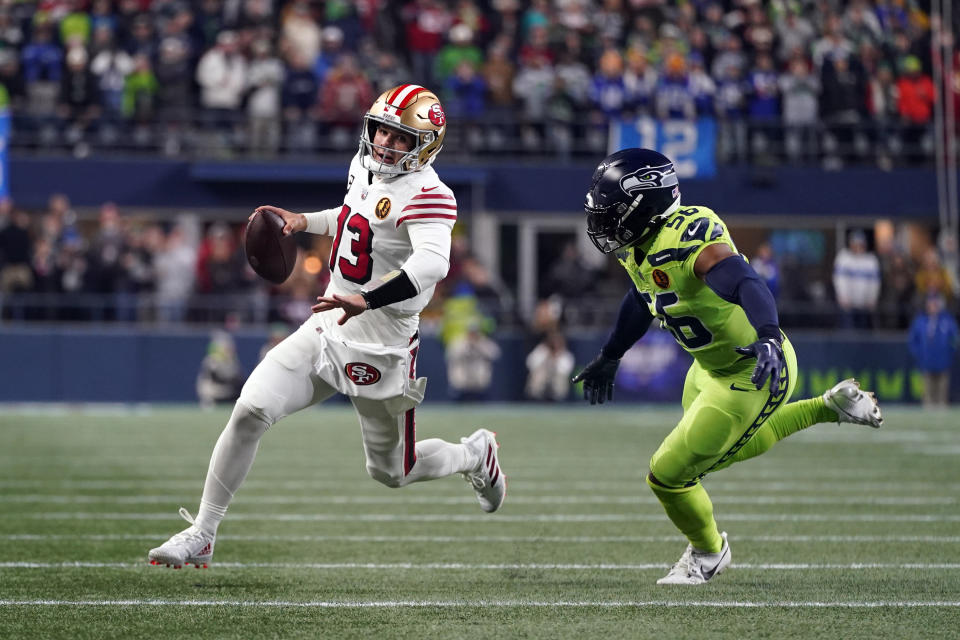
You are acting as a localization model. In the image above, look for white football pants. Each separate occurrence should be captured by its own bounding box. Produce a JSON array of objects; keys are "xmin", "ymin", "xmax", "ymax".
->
[{"xmin": 193, "ymin": 328, "xmax": 473, "ymax": 536}]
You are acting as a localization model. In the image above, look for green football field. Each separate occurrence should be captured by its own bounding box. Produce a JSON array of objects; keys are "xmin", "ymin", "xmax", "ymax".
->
[{"xmin": 1, "ymin": 404, "xmax": 958, "ymax": 639}]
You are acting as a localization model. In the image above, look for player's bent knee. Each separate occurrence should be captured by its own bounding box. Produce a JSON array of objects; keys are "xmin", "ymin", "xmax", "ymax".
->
[
  {"xmin": 366, "ymin": 464, "xmax": 408, "ymax": 489},
  {"xmin": 229, "ymin": 399, "xmax": 273, "ymax": 440}
]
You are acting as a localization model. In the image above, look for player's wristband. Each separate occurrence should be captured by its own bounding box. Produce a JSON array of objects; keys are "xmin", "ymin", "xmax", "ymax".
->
[{"xmin": 360, "ymin": 270, "xmax": 419, "ymax": 310}]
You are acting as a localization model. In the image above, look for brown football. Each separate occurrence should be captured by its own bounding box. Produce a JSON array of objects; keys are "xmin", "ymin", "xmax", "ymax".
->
[{"xmin": 245, "ymin": 209, "xmax": 298, "ymax": 284}]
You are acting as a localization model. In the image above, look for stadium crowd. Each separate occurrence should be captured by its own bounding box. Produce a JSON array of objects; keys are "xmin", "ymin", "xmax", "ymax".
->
[
  {"xmin": 0, "ymin": 0, "xmax": 955, "ymax": 163},
  {"xmin": 0, "ymin": 192, "xmax": 957, "ymax": 332}
]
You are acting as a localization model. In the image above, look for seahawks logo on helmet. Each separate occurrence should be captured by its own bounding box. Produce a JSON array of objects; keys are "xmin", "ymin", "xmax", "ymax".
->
[{"xmin": 619, "ymin": 164, "xmax": 679, "ymax": 196}]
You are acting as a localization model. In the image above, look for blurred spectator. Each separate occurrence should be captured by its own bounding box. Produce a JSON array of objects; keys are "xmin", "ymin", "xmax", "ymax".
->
[
  {"xmin": 90, "ymin": 27, "xmax": 134, "ymax": 123},
  {"xmin": 60, "ymin": 0, "xmax": 92, "ymax": 47},
  {"xmin": 196, "ymin": 30, "xmax": 247, "ymax": 149},
  {"xmin": 896, "ymin": 55, "xmax": 934, "ymax": 160},
  {"xmin": 833, "ymin": 230, "xmax": 880, "ymax": 329},
  {"xmin": 282, "ymin": 50, "xmax": 319, "ymax": 153},
  {"xmin": 589, "ymin": 49, "xmax": 627, "ymax": 121},
  {"xmin": 195, "ymin": 223, "xmax": 248, "ymax": 296},
  {"xmin": 776, "ymin": 8, "xmax": 815, "ymax": 62},
  {"xmin": 811, "ymin": 15, "xmax": 854, "ymax": 69},
  {"xmin": 688, "ymin": 53, "xmax": 716, "ymax": 116},
  {"xmin": 368, "ymin": 51, "xmax": 411, "ymax": 94},
  {"xmin": 403, "ymin": 0, "xmax": 451, "ymax": 86},
  {"xmin": 59, "ymin": 46, "xmax": 99, "ymax": 148},
  {"xmin": 656, "ymin": 53, "xmax": 695, "ymax": 121},
  {"xmin": 751, "ymin": 243, "xmax": 780, "ymax": 300},
  {"xmin": 313, "ymin": 26, "xmax": 345, "ymax": 87},
  {"xmin": 908, "ymin": 294, "xmax": 958, "ymax": 408},
  {"xmin": 445, "ymin": 60, "xmax": 486, "ymax": 150},
  {"xmin": 445, "ymin": 322, "xmax": 501, "ymax": 401},
  {"xmin": 544, "ymin": 242, "xmax": 595, "ymax": 300},
  {"xmin": 434, "ymin": 23, "xmax": 483, "ymax": 89},
  {"xmin": 196, "ymin": 330, "xmax": 244, "ymax": 409},
  {"xmin": 281, "ymin": 0, "xmax": 321, "ymax": 67},
  {"xmin": 0, "ymin": 49, "xmax": 25, "ymax": 112},
  {"xmin": 877, "ymin": 245, "xmax": 915, "ymax": 330},
  {"xmin": 746, "ymin": 52, "xmax": 780, "ymax": 160},
  {"xmin": 0, "ymin": 207, "xmax": 33, "ymax": 293},
  {"xmin": 246, "ymin": 39, "xmax": 284, "ymax": 155},
  {"xmin": 513, "ymin": 53, "xmax": 554, "ymax": 149},
  {"xmin": 715, "ymin": 64, "xmax": 749, "ymax": 163},
  {"xmin": 318, "ymin": 54, "xmax": 373, "ymax": 148},
  {"xmin": 914, "ymin": 246, "xmax": 955, "ymax": 306},
  {"xmin": 482, "ymin": 36, "xmax": 515, "ymax": 109},
  {"xmin": 866, "ymin": 62, "xmax": 901, "ymax": 168},
  {"xmin": 780, "ymin": 57, "xmax": 821, "ymax": 164},
  {"xmin": 524, "ymin": 330, "xmax": 574, "ymax": 401},
  {"xmin": 154, "ymin": 223, "xmax": 197, "ymax": 323},
  {"xmin": 22, "ymin": 19, "xmax": 62, "ymax": 118},
  {"xmin": 155, "ymin": 36, "xmax": 193, "ymax": 149},
  {"xmin": 123, "ymin": 54, "xmax": 159, "ymax": 132},
  {"xmin": 821, "ymin": 54, "xmax": 867, "ymax": 166}
]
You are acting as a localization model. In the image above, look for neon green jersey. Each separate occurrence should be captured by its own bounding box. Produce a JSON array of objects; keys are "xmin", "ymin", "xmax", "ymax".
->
[{"xmin": 616, "ymin": 205, "xmax": 759, "ymax": 375}]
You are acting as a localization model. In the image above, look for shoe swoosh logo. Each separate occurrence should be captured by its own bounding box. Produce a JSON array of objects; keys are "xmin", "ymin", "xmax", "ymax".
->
[
  {"xmin": 729, "ymin": 383, "xmax": 753, "ymax": 392},
  {"xmin": 421, "ymin": 186, "xmax": 439, "ymax": 192},
  {"xmin": 700, "ymin": 545, "xmax": 730, "ymax": 581}
]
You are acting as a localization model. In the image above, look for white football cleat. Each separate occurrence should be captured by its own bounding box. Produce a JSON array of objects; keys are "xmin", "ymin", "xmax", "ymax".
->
[
  {"xmin": 461, "ymin": 428, "xmax": 506, "ymax": 513},
  {"xmin": 148, "ymin": 507, "xmax": 215, "ymax": 569},
  {"xmin": 823, "ymin": 378, "xmax": 883, "ymax": 428},
  {"xmin": 657, "ymin": 532, "xmax": 731, "ymax": 585}
]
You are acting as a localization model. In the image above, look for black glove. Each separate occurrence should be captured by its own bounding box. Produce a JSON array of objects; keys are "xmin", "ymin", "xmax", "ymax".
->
[
  {"xmin": 734, "ymin": 337, "xmax": 785, "ymax": 392},
  {"xmin": 571, "ymin": 353, "xmax": 620, "ymax": 405}
]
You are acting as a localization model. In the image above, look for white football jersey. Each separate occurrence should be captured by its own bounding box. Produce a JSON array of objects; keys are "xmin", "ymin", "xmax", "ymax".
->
[{"xmin": 311, "ymin": 153, "xmax": 457, "ymax": 346}]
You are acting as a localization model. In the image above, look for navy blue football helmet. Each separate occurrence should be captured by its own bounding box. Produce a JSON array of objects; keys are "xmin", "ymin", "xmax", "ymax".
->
[{"xmin": 584, "ymin": 148, "xmax": 681, "ymax": 254}]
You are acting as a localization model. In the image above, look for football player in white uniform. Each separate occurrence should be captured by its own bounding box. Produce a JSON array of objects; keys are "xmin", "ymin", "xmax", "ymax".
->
[{"xmin": 148, "ymin": 85, "xmax": 506, "ymax": 569}]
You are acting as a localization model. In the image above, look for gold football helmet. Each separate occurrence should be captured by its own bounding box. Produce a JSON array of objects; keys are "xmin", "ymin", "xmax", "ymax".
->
[{"xmin": 359, "ymin": 84, "xmax": 446, "ymax": 176}]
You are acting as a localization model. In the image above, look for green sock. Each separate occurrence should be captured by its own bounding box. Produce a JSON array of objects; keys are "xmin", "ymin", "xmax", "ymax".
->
[{"xmin": 647, "ymin": 477, "xmax": 723, "ymax": 553}]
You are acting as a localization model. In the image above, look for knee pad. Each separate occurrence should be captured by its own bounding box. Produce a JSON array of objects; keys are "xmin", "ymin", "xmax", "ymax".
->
[
  {"xmin": 228, "ymin": 399, "xmax": 272, "ymax": 441},
  {"xmin": 366, "ymin": 464, "xmax": 405, "ymax": 489}
]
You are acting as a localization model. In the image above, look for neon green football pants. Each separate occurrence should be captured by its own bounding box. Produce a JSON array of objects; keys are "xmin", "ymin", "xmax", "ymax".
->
[{"xmin": 646, "ymin": 337, "xmax": 836, "ymax": 553}]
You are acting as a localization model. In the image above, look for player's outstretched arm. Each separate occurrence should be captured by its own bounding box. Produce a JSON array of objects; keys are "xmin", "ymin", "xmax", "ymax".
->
[
  {"xmin": 572, "ymin": 288, "xmax": 654, "ymax": 405},
  {"xmin": 697, "ymin": 244, "xmax": 785, "ymax": 392}
]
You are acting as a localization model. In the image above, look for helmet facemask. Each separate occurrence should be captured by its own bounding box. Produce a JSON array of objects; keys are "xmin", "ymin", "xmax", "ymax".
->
[
  {"xmin": 358, "ymin": 85, "xmax": 446, "ymax": 176},
  {"xmin": 585, "ymin": 189, "xmax": 680, "ymax": 254},
  {"xmin": 359, "ymin": 114, "xmax": 439, "ymax": 176}
]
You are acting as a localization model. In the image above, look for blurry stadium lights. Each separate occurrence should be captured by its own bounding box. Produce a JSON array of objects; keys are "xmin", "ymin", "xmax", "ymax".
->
[{"xmin": 303, "ymin": 255, "xmax": 324, "ymax": 275}]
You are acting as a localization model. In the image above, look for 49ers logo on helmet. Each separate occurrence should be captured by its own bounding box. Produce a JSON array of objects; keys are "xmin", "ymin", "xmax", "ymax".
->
[
  {"xmin": 345, "ymin": 362, "xmax": 381, "ymax": 385},
  {"xmin": 428, "ymin": 103, "xmax": 446, "ymax": 126}
]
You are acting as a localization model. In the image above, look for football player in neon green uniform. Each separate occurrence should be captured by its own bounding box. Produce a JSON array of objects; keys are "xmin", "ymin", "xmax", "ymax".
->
[{"xmin": 573, "ymin": 149, "xmax": 883, "ymax": 585}]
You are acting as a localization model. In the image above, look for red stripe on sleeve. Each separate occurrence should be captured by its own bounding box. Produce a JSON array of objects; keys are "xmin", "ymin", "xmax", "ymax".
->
[{"xmin": 411, "ymin": 193, "xmax": 455, "ymax": 201}]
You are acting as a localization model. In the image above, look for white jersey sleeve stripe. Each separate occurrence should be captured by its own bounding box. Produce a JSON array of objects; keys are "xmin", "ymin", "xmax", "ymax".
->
[
  {"xmin": 401, "ymin": 203, "xmax": 457, "ymax": 212},
  {"xmin": 396, "ymin": 213, "xmax": 457, "ymax": 227}
]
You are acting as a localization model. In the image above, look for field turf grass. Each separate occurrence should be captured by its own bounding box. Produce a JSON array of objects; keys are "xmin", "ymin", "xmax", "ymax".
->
[{"xmin": 0, "ymin": 404, "xmax": 958, "ymax": 639}]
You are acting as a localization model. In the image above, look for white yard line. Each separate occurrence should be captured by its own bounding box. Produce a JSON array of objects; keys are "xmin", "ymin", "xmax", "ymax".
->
[
  {"xmin": 2, "ymin": 561, "xmax": 960, "ymax": 570},
  {"xmin": 1, "ymin": 494, "xmax": 955, "ymax": 505},
  {"xmin": 21, "ymin": 512, "xmax": 960, "ymax": 523},
  {"xmin": 6, "ymin": 534, "xmax": 960, "ymax": 543},
  {"xmin": 0, "ymin": 599, "xmax": 958, "ymax": 608},
  {"xmin": 2, "ymin": 479, "xmax": 960, "ymax": 492}
]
